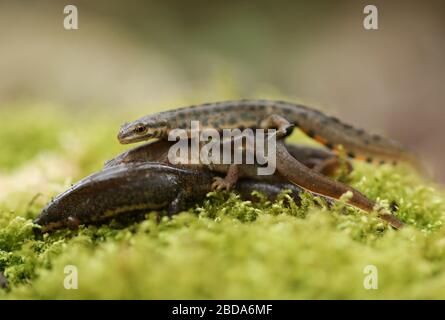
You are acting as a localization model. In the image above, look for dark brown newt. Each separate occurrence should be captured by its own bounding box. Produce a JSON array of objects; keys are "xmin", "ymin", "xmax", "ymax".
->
[
  {"xmin": 35, "ymin": 163, "xmax": 215, "ymax": 232},
  {"xmin": 117, "ymin": 99, "xmax": 421, "ymax": 169},
  {"xmin": 34, "ymin": 163, "xmax": 310, "ymax": 233}
]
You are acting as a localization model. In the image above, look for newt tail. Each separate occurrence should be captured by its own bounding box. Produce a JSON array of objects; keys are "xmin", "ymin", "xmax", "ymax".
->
[{"xmin": 275, "ymin": 140, "xmax": 403, "ymax": 229}]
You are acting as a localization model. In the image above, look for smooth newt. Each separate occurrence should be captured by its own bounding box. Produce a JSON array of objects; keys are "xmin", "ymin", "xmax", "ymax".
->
[
  {"xmin": 105, "ymin": 139, "xmax": 349, "ymax": 179},
  {"xmin": 35, "ymin": 163, "xmax": 214, "ymax": 232},
  {"xmin": 34, "ymin": 163, "xmax": 310, "ymax": 232},
  {"xmin": 117, "ymin": 99, "xmax": 420, "ymax": 169},
  {"xmin": 107, "ymin": 139, "xmax": 402, "ymax": 228}
]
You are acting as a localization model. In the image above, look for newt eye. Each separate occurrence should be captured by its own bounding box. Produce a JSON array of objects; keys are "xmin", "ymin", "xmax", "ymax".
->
[{"xmin": 134, "ymin": 124, "xmax": 147, "ymax": 135}]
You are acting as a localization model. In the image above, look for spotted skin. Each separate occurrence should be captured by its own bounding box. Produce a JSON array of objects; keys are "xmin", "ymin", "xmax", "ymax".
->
[{"xmin": 117, "ymin": 100, "xmax": 421, "ymax": 170}]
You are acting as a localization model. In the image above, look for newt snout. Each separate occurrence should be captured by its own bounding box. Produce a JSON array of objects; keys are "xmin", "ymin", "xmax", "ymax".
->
[{"xmin": 118, "ymin": 117, "xmax": 169, "ymax": 144}]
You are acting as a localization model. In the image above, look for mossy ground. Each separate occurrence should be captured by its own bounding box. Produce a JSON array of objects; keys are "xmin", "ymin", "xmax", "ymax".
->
[{"xmin": 1, "ymin": 105, "xmax": 444, "ymax": 299}]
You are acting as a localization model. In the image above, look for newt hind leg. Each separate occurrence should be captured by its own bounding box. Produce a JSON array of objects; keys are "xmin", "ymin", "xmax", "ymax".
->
[{"xmin": 259, "ymin": 114, "xmax": 295, "ymax": 137}]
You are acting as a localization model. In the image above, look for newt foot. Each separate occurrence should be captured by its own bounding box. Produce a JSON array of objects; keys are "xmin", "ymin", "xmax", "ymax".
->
[{"xmin": 211, "ymin": 177, "xmax": 234, "ymax": 191}]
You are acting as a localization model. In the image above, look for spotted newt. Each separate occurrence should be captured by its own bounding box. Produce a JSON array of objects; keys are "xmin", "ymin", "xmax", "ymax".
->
[
  {"xmin": 105, "ymin": 139, "xmax": 349, "ymax": 179},
  {"xmin": 117, "ymin": 99, "xmax": 420, "ymax": 169}
]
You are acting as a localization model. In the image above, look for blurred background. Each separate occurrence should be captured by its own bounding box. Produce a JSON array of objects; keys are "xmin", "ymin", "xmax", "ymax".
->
[{"xmin": 0, "ymin": 0, "xmax": 444, "ymax": 181}]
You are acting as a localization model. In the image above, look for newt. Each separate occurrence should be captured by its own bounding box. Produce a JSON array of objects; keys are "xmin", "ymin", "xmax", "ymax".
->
[
  {"xmin": 105, "ymin": 139, "xmax": 350, "ymax": 179},
  {"xmin": 35, "ymin": 163, "xmax": 215, "ymax": 232},
  {"xmin": 117, "ymin": 99, "xmax": 420, "ymax": 169},
  {"xmin": 34, "ymin": 163, "xmax": 311, "ymax": 233}
]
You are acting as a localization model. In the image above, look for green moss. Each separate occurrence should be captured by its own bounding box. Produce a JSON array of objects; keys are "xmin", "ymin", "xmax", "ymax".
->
[{"xmin": 0, "ymin": 105, "xmax": 444, "ymax": 299}]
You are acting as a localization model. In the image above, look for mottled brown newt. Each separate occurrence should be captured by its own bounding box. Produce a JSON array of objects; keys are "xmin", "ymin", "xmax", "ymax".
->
[
  {"xmin": 117, "ymin": 99, "xmax": 420, "ymax": 169},
  {"xmin": 105, "ymin": 139, "xmax": 349, "ymax": 179},
  {"xmin": 107, "ymin": 139, "xmax": 402, "ymax": 228}
]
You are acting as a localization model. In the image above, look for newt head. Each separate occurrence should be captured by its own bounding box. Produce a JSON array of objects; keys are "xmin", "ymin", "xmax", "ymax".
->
[
  {"xmin": 118, "ymin": 116, "xmax": 169, "ymax": 144},
  {"xmin": 33, "ymin": 203, "xmax": 69, "ymax": 233}
]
